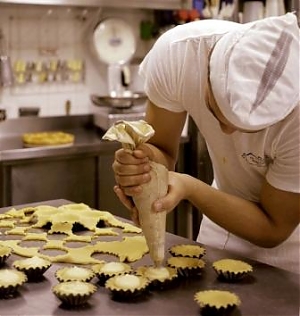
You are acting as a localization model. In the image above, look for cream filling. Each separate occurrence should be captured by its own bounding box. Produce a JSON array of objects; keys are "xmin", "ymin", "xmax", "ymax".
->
[
  {"xmin": 145, "ymin": 267, "xmax": 170, "ymax": 281},
  {"xmin": 18, "ymin": 256, "xmax": 48, "ymax": 268},
  {"xmin": 114, "ymin": 274, "xmax": 140, "ymax": 289},
  {"xmin": 101, "ymin": 262, "xmax": 125, "ymax": 273},
  {"xmin": 63, "ymin": 266, "xmax": 90, "ymax": 278},
  {"xmin": 0, "ymin": 270, "xmax": 22, "ymax": 285}
]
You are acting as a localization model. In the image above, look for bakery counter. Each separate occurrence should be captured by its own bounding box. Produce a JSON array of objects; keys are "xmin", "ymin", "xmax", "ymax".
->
[
  {"xmin": 0, "ymin": 199, "xmax": 299, "ymax": 316},
  {"xmin": 0, "ymin": 115, "xmax": 119, "ymax": 162}
]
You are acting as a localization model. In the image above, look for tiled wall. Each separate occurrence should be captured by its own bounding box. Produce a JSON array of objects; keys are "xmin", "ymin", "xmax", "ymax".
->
[{"xmin": 0, "ymin": 5, "xmax": 154, "ymax": 118}]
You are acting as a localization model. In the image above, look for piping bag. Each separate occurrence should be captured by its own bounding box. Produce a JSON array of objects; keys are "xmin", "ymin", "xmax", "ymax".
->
[{"xmin": 102, "ymin": 120, "xmax": 168, "ymax": 267}]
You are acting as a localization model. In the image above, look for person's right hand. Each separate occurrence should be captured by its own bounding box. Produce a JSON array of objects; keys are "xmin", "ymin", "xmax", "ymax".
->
[{"xmin": 112, "ymin": 144, "xmax": 152, "ymax": 197}]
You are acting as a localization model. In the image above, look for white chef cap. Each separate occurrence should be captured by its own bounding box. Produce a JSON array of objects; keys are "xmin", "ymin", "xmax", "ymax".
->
[{"xmin": 209, "ymin": 13, "xmax": 299, "ymax": 131}]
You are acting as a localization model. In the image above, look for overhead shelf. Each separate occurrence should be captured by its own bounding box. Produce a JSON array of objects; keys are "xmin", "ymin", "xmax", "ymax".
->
[{"xmin": 0, "ymin": 0, "xmax": 193, "ymax": 10}]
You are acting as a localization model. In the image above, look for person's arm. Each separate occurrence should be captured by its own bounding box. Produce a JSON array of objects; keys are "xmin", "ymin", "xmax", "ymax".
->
[
  {"xmin": 113, "ymin": 101, "xmax": 186, "ymax": 196},
  {"xmin": 112, "ymin": 101, "xmax": 186, "ymax": 225},
  {"xmin": 144, "ymin": 100, "xmax": 187, "ymax": 169},
  {"xmin": 154, "ymin": 172, "xmax": 300, "ymax": 248}
]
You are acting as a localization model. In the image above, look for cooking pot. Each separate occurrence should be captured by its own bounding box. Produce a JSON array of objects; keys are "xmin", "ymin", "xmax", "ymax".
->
[{"xmin": 90, "ymin": 92, "xmax": 147, "ymax": 109}]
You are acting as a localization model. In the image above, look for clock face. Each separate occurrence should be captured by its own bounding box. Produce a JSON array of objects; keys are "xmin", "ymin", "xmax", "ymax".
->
[{"xmin": 93, "ymin": 18, "xmax": 136, "ymax": 65}]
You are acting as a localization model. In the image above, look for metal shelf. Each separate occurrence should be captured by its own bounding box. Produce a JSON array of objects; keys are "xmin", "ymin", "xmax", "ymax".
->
[{"xmin": 0, "ymin": 0, "xmax": 193, "ymax": 10}]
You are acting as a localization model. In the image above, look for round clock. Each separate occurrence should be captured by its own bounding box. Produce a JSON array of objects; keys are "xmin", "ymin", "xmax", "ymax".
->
[{"xmin": 92, "ymin": 18, "xmax": 136, "ymax": 65}]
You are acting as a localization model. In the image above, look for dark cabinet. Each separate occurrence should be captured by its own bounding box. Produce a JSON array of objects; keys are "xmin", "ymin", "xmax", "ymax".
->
[
  {"xmin": 2, "ymin": 155, "xmax": 98, "ymax": 208},
  {"xmin": 98, "ymin": 153, "xmax": 128, "ymax": 218}
]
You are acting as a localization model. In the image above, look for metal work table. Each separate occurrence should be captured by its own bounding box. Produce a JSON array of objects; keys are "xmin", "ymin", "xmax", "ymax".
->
[
  {"xmin": 0, "ymin": 114, "xmax": 189, "ymax": 162},
  {"xmin": 0, "ymin": 115, "xmax": 117, "ymax": 162},
  {"xmin": 0, "ymin": 199, "xmax": 299, "ymax": 316}
]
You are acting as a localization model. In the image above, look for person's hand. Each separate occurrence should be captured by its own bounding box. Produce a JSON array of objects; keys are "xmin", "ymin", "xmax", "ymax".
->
[
  {"xmin": 112, "ymin": 144, "xmax": 152, "ymax": 197},
  {"xmin": 113, "ymin": 185, "xmax": 140, "ymax": 226},
  {"xmin": 152, "ymin": 171, "xmax": 188, "ymax": 214},
  {"xmin": 114, "ymin": 170, "xmax": 188, "ymax": 225}
]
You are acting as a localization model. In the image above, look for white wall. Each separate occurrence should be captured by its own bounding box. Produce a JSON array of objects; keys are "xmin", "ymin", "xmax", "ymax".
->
[{"xmin": 0, "ymin": 5, "xmax": 154, "ymax": 118}]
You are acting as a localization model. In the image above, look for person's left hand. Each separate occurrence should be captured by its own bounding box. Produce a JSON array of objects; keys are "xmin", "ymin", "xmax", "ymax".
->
[
  {"xmin": 114, "ymin": 171, "xmax": 188, "ymax": 226},
  {"xmin": 152, "ymin": 171, "xmax": 187, "ymax": 214}
]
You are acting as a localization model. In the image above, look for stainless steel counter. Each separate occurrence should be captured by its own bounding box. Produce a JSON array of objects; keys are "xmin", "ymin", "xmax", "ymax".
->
[
  {"xmin": 0, "ymin": 115, "xmax": 120, "ymax": 162},
  {"xmin": 0, "ymin": 115, "xmax": 189, "ymax": 162},
  {"xmin": 0, "ymin": 199, "xmax": 299, "ymax": 316}
]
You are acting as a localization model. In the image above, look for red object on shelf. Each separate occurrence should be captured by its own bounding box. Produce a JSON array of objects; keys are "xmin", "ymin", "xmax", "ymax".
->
[
  {"xmin": 189, "ymin": 9, "xmax": 201, "ymax": 21},
  {"xmin": 177, "ymin": 9, "xmax": 189, "ymax": 22}
]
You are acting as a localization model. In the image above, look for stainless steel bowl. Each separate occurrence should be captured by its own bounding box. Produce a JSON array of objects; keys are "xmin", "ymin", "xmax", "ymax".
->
[{"xmin": 90, "ymin": 92, "xmax": 147, "ymax": 109}]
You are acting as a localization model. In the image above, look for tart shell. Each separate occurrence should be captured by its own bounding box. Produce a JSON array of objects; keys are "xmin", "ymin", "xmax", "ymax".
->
[
  {"xmin": 13, "ymin": 256, "xmax": 52, "ymax": 281},
  {"xmin": 0, "ymin": 245, "xmax": 12, "ymax": 266},
  {"xmin": 0, "ymin": 269, "xmax": 27, "ymax": 298},
  {"xmin": 169, "ymin": 244, "xmax": 206, "ymax": 259},
  {"xmin": 105, "ymin": 273, "xmax": 150, "ymax": 300},
  {"xmin": 52, "ymin": 281, "xmax": 97, "ymax": 306},
  {"xmin": 194, "ymin": 290, "xmax": 241, "ymax": 315},
  {"xmin": 92, "ymin": 261, "xmax": 132, "ymax": 286},
  {"xmin": 135, "ymin": 265, "xmax": 178, "ymax": 290},
  {"xmin": 212, "ymin": 258, "xmax": 253, "ymax": 282},
  {"xmin": 167, "ymin": 256, "xmax": 206, "ymax": 277}
]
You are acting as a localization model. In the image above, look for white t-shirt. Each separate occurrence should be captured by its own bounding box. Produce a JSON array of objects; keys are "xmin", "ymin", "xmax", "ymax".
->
[{"xmin": 139, "ymin": 19, "xmax": 300, "ymax": 274}]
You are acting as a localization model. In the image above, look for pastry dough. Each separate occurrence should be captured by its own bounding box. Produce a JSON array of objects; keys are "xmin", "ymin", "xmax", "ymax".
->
[{"xmin": 22, "ymin": 131, "xmax": 74, "ymax": 147}]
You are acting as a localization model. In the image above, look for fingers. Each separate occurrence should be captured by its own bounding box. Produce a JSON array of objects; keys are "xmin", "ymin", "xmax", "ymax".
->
[
  {"xmin": 113, "ymin": 148, "xmax": 151, "ymax": 194},
  {"xmin": 152, "ymin": 172, "xmax": 184, "ymax": 213},
  {"xmin": 113, "ymin": 185, "xmax": 140, "ymax": 226},
  {"xmin": 129, "ymin": 206, "xmax": 140, "ymax": 227},
  {"xmin": 112, "ymin": 147, "xmax": 153, "ymax": 225},
  {"xmin": 114, "ymin": 148, "xmax": 149, "ymax": 166},
  {"xmin": 113, "ymin": 185, "xmax": 134, "ymax": 210}
]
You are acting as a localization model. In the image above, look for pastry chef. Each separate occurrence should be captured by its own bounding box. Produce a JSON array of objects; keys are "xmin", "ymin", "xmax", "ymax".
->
[{"xmin": 112, "ymin": 13, "xmax": 300, "ymax": 274}]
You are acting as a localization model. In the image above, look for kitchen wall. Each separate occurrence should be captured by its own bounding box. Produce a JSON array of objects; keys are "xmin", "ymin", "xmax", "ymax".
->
[{"xmin": 0, "ymin": 5, "xmax": 154, "ymax": 119}]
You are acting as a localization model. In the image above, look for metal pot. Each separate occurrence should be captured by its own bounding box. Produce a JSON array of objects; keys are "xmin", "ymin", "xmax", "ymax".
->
[{"xmin": 90, "ymin": 92, "xmax": 147, "ymax": 109}]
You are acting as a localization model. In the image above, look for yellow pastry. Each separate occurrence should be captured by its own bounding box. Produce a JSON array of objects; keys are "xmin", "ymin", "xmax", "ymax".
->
[
  {"xmin": 212, "ymin": 258, "xmax": 253, "ymax": 281},
  {"xmin": 52, "ymin": 281, "xmax": 97, "ymax": 306},
  {"xmin": 0, "ymin": 245, "xmax": 12, "ymax": 266},
  {"xmin": 169, "ymin": 244, "xmax": 206, "ymax": 259},
  {"xmin": 135, "ymin": 265, "xmax": 178, "ymax": 290},
  {"xmin": 22, "ymin": 131, "xmax": 74, "ymax": 147},
  {"xmin": 13, "ymin": 256, "xmax": 52, "ymax": 281},
  {"xmin": 0, "ymin": 269, "xmax": 27, "ymax": 298},
  {"xmin": 167, "ymin": 256, "xmax": 206, "ymax": 277},
  {"xmin": 92, "ymin": 261, "xmax": 132, "ymax": 286},
  {"xmin": 55, "ymin": 266, "xmax": 95, "ymax": 282},
  {"xmin": 105, "ymin": 273, "xmax": 150, "ymax": 300},
  {"xmin": 194, "ymin": 290, "xmax": 241, "ymax": 314}
]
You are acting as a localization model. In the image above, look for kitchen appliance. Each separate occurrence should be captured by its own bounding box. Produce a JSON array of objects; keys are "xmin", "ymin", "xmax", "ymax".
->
[
  {"xmin": 93, "ymin": 104, "xmax": 146, "ymax": 131},
  {"xmin": 90, "ymin": 17, "xmax": 146, "ymax": 130}
]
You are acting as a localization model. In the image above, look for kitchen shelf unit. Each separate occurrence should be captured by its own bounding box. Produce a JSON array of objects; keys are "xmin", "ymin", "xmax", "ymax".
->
[{"xmin": 0, "ymin": 0, "xmax": 193, "ymax": 10}]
